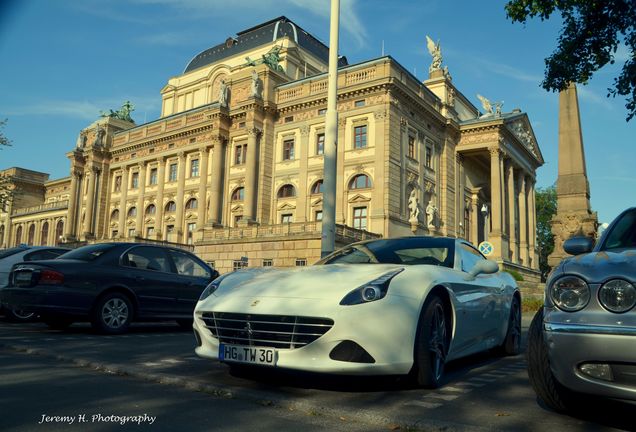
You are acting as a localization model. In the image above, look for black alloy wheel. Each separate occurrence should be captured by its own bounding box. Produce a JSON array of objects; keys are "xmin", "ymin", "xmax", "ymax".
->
[
  {"xmin": 4, "ymin": 308, "xmax": 37, "ymax": 322},
  {"xmin": 412, "ymin": 295, "xmax": 449, "ymax": 388},
  {"xmin": 92, "ymin": 292, "xmax": 133, "ymax": 334}
]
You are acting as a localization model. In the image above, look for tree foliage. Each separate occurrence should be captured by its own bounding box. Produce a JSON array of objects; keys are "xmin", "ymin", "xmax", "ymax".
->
[
  {"xmin": 535, "ymin": 186, "xmax": 557, "ymax": 281},
  {"xmin": 505, "ymin": 0, "xmax": 636, "ymax": 121},
  {"xmin": 0, "ymin": 119, "xmax": 13, "ymax": 210}
]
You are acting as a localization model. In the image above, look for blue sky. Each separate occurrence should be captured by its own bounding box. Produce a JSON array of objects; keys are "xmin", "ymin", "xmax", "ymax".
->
[{"xmin": 0, "ymin": 0, "xmax": 633, "ymax": 224}]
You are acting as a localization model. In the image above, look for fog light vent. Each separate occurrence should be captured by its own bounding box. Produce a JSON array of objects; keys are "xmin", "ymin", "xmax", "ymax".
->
[
  {"xmin": 579, "ymin": 363, "xmax": 614, "ymax": 381},
  {"xmin": 329, "ymin": 340, "xmax": 375, "ymax": 363}
]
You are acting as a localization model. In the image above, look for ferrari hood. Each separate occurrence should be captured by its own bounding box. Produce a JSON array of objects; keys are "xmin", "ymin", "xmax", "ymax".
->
[
  {"xmin": 212, "ymin": 264, "xmax": 404, "ymax": 300},
  {"xmin": 561, "ymin": 250, "xmax": 636, "ymax": 283}
]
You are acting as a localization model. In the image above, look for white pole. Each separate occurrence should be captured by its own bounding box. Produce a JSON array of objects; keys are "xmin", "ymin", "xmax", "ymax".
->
[{"xmin": 321, "ymin": 0, "xmax": 340, "ymax": 258}]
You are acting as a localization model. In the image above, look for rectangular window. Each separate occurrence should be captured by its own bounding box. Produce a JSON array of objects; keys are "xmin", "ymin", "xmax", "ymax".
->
[
  {"xmin": 187, "ymin": 222, "xmax": 196, "ymax": 245},
  {"xmin": 190, "ymin": 159, "xmax": 199, "ymax": 177},
  {"xmin": 233, "ymin": 260, "xmax": 248, "ymax": 271},
  {"xmin": 316, "ymin": 133, "xmax": 325, "ymax": 155},
  {"xmin": 353, "ymin": 206, "xmax": 368, "ymax": 230},
  {"xmin": 354, "ymin": 99, "xmax": 365, "ymax": 107},
  {"xmin": 149, "ymin": 168, "xmax": 158, "ymax": 185},
  {"xmin": 114, "ymin": 176, "xmax": 122, "ymax": 192},
  {"xmin": 295, "ymin": 259, "xmax": 307, "ymax": 267},
  {"xmin": 234, "ymin": 215, "xmax": 243, "ymax": 226},
  {"xmin": 146, "ymin": 226, "xmax": 155, "ymax": 238},
  {"xmin": 128, "ymin": 228, "xmax": 135, "ymax": 238},
  {"xmin": 131, "ymin": 172, "xmax": 139, "ymax": 189},
  {"xmin": 354, "ymin": 125, "xmax": 367, "ymax": 149},
  {"xmin": 206, "ymin": 261, "xmax": 216, "ymax": 270},
  {"xmin": 169, "ymin": 163, "xmax": 178, "ymax": 182},
  {"xmin": 262, "ymin": 259, "xmax": 273, "ymax": 267},
  {"xmin": 315, "ymin": 210, "xmax": 323, "ymax": 221},
  {"xmin": 283, "ymin": 139, "xmax": 295, "ymax": 160},
  {"xmin": 281, "ymin": 213, "xmax": 293, "ymax": 224},
  {"xmin": 111, "ymin": 230, "xmax": 118, "ymax": 238},
  {"xmin": 234, "ymin": 144, "xmax": 247, "ymax": 165},
  {"xmin": 408, "ymin": 136, "xmax": 416, "ymax": 160},
  {"xmin": 425, "ymin": 146, "xmax": 433, "ymax": 168}
]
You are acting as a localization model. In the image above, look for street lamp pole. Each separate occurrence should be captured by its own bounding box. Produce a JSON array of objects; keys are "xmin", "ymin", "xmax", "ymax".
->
[{"xmin": 321, "ymin": 0, "xmax": 340, "ymax": 258}]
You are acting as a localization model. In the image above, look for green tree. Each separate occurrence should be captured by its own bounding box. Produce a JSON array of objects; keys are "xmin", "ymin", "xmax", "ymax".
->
[
  {"xmin": 0, "ymin": 119, "xmax": 13, "ymax": 209},
  {"xmin": 535, "ymin": 186, "xmax": 557, "ymax": 281},
  {"xmin": 505, "ymin": 0, "xmax": 636, "ymax": 121}
]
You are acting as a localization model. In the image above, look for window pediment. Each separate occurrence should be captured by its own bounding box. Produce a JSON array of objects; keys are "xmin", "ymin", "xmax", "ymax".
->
[
  {"xmin": 278, "ymin": 202, "xmax": 297, "ymax": 211},
  {"xmin": 348, "ymin": 194, "xmax": 371, "ymax": 204}
]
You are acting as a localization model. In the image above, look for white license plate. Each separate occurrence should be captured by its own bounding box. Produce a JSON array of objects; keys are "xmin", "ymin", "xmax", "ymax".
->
[
  {"xmin": 219, "ymin": 343, "xmax": 277, "ymax": 366},
  {"xmin": 15, "ymin": 272, "xmax": 32, "ymax": 283}
]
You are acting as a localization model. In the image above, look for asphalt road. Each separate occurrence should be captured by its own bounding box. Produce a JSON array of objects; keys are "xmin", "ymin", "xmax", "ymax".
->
[{"xmin": 0, "ymin": 318, "xmax": 634, "ymax": 432}]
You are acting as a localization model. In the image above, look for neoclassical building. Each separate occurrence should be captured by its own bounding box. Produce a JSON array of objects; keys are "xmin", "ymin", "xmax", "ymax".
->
[{"xmin": 0, "ymin": 17, "xmax": 543, "ymax": 278}]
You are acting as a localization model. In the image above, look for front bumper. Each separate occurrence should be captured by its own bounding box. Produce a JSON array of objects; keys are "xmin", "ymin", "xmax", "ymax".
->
[
  {"xmin": 194, "ymin": 294, "xmax": 419, "ymax": 375},
  {"xmin": 0, "ymin": 286, "xmax": 91, "ymax": 317},
  {"xmin": 545, "ymin": 321, "xmax": 636, "ymax": 402}
]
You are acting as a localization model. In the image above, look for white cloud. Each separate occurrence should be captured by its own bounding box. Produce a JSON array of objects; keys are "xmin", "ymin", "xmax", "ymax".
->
[
  {"xmin": 576, "ymin": 86, "xmax": 613, "ymax": 110},
  {"xmin": 135, "ymin": 32, "xmax": 197, "ymax": 47}
]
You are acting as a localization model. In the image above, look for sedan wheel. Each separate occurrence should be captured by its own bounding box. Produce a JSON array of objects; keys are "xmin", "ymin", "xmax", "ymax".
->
[
  {"xmin": 92, "ymin": 293, "xmax": 133, "ymax": 334},
  {"xmin": 5, "ymin": 308, "xmax": 37, "ymax": 323},
  {"xmin": 498, "ymin": 296, "xmax": 522, "ymax": 355},
  {"xmin": 527, "ymin": 308, "xmax": 575, "ymax": 412},
  {"xmin": 412, "ymin": 296, "xmax": 449, "ymax": 388}
]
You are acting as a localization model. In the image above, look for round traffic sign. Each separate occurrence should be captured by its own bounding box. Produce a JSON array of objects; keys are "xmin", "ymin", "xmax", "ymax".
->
[{"xmin": 478, "ymin": 241, "xmax": 494, "ymax": 256}]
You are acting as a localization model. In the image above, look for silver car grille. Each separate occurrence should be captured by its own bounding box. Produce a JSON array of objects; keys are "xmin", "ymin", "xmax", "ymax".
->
[{"xmin": 200, "ymin": 312, "xmax": 334, "ymax": 349}]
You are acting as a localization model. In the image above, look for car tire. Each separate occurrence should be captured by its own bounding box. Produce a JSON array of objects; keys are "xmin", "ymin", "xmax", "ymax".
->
[
  {"xmin": 497, "ymin": 295, "xmax": 522, "ymax": 356},
  {"xmin": 91, "ymin": 292, "xmax": 133, "ymax": 335},
  {"xmin": 411, "ymin": 295, "xmax": 449, "ymax": 388},
  {"xmin": 176, "ymin": 319, "xmax": 193, "ymax": 329},
  {"xmin": 527, "ymin": 308, "xmax": 575, "ymax": 412},
  {"xmin": 4, "ymin": 308, "xmax": 38, "ymax": 323},
  {"xmin": 42, "ymin": 317, "xmax": 73, "ymax": 330}
]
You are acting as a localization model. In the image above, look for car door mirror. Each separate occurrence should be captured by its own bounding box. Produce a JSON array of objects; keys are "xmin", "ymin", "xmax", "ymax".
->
[
  {"xmin": 563, "ymin": 236, "xmax": 594, "ymax": 255},
  {"xmin": 467, "ymin": 260, "xmax": 499, "ymax": 279}
]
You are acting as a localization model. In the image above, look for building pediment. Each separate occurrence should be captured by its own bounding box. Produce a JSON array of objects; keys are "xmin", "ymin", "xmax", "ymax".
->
[
  {"xmin": 145, "ymin": 217, "xmax": 155, "ymax": 224},
  {"xmin": 311, "ymin": 197, "xmax": 323, "ymax": 207},
  {"xmin": 348, "ymin": 194, "xmax": 371, "ymax": 204},
  {"xmin": 277, "ymin": 202, "xmax": 297, "ymax": 211},
  {"xmin": 505, "ymin": 116, "xmax": 542, "ymax": 162},
  {"xmin": 164, "ymin": 215, "xmax": 176, "ymax": 223},
  {"xmin": 231, "ymin": 204, "xmax": 243, "ymax": 212}
]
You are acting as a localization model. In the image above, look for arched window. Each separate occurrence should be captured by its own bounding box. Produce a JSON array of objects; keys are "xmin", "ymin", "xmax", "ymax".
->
[
  {"xmin": 27, "ymin": 224, "xmax": 35, "ymax": 246},
  {"xmin": 310, "ymin": 179, "xmax": 324, "ymax": 195},
  {"xmin": 348, "ymin": 174, "xmax": 372, "ymax": 190},
  {"xmin": 127, "ymin": 207, "xmax": 137, "ymax": 218},
  {"xmin": 277, "ymin": 184, "xmax": 296, "ymax": 198},
  {"xmin": 165, "ymin": 201, "xmax": 177, "ymax": 212},
  {"xmin": 55, "ymin": 220, "xmax": 64, "ymax": 245},
  {"xmin": 15, "ymin": 226, "xmax": 23, "ymax": 246},
  {"xmin": 111, "ymin": 209, "xmax": 120, "ymax": 221},
  {"xmin": 231, "ymin": 187, "xmax": 244, "ymax": 201},
  {"xmin": 146, "ymin": 204, "xmax": 156, "ymax": 215},
  {"xmin": 41, "ymin": 222, "xmax": 49, "ymax": 246},
  {"xmin": 185, "ymin": 198, "xmax": 198, "ymax": 210}
]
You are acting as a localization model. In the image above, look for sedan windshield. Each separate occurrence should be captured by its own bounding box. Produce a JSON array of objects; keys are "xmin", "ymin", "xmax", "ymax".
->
[
  {"xmin": 318, "ymin": 237, "xmax": 454, "ymax": 268},
  {"xmin": 57, "ymin": 244, "xmax": 115, "ymax": 262},
  {"xmin": 602, "ymin": 209, "xmax": 636, "ymax": 251}
]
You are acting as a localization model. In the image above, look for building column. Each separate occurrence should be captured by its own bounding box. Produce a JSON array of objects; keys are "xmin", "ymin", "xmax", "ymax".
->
[
  {"xmin": 528, "ymin": 178, "xmax": 537, "ymax": 269},
  {"xmin": 244, "ymin": 127, "xmax": 261, "ymax": 223},
  {"xmin": 506, "ymin": 161, "xmax": 517, "ymax": 262},
  {"xmin": 175, "ymin": 151, "xmax": 187, "ymax": 242},
  {"xmin": 456, "ymin": 154, "xmax": 464, "ymax": 238},
  {"xmin": 197, "ymin": 146, "xmax": 210, "ymax": 230},
  {"xmin": 471, "ymin": 192, "xmax": 479, "ymax": 246},
  {"xmin": 209, "ymin": 135, "xmax": 227, "ymax": 225},
  {"xmin": 155, "ymin": 157, "xmax": 166, "ymax": 240},
  {"xmin": 135, "ymin": 162, "xmax": 147, "ymax": 237},
  {"xmin": 118, "ymin": 166, "xmax": 129, "ymax": 238},
  {"xmin": 488, "ymin": 147, "xmax": 504, "ymax": 260},
  {"xmin": 517, "ymin": 171, "xmax": 528, "ymax": 265},
  {"xmin": 83, "ymin": 166, "xmax": 98, "ymax": 237},
  {"xmin": 65, "ymin": 169, "xmax": 80, "ymax": 240},
  {"xmin": 335, "ymin": 118, "xmax": 347, "ymax": 224}
]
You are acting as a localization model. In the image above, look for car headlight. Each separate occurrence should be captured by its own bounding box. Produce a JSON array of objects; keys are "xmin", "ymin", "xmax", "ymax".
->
[
  {"xmin": 549, "ymin": 275, "xmax": 590, "ymax": 312},
  {"xmin": 199, "ymin": 273, "xmax": 231, "ymax": 301},
  {"xmin": 599, "ymin": 279, "xmax": 636, "ymax": 313},
  {"xmin": 339, "ymin": 268, "xmax": 404, "ymax": 306}
]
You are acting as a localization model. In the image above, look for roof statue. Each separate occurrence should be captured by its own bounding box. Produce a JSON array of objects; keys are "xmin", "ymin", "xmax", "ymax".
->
[
  {"xmin": 476, "ymin": 94, "xmax": 493, "ymax": 115},
  {"xmin": 100, "ymin": 101, "xmax": 135, "ymax": 123},
  {"xmin": 245, "ymin": 45, "xmax": 284, "ymax": 73},
  {"xmin": 426, "ymin": 35, "xmax": 443, "ymax": 73}
]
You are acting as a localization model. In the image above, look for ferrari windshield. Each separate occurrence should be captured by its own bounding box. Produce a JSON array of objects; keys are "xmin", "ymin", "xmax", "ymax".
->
[{"xmin": 318, "ymin": 237, "xmax": 455, "ymax": 268}]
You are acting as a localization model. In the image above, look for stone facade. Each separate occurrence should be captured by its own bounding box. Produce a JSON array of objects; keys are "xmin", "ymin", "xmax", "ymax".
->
[{"xmin": 0, "ymin": 17, "xmax": 543, "ymax": 279}]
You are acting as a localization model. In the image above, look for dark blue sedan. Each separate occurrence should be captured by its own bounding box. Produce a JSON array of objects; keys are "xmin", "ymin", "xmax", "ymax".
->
[
  {"xmin": 528, "ymin": 207, "xmax": 636, "ymax": 411},
  {"xmin": 0, "ymin": 243, "xmax": 219, "ymax": 334}
]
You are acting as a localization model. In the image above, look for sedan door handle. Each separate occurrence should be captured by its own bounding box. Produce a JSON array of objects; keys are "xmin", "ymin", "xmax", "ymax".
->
[{"xmin": 135, "ymin": 276, "xmax": 146, "ymax": 282}]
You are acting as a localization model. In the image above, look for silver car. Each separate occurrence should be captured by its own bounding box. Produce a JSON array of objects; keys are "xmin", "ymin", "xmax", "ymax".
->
[{"xmin": 528, "ymin": 207, "xmax": 636, "ymax": 411}]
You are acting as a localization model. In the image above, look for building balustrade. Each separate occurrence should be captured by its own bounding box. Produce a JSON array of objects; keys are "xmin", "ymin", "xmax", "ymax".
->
[{"xmin": 11, "ymin": 200, "xmax": 69, "ymax": 217}]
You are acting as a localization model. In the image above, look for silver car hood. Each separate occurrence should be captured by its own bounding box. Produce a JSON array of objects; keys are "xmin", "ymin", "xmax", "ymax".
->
[
  {"xmin": 562, "ymin": 250, "xmax": 636, "ymax": 283},
  {"xmin": 211, "ymin": 264, "xmax": 404, "ymax": 301}
]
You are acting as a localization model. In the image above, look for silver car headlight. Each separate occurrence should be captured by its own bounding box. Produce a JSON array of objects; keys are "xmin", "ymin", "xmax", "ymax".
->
[
  {"xmin": 549, "ymin": 275, "xmax": 590, "ymax": 312},
  {"xmin": 599, "ymin": 279, "xmax": 636, "ymax": 313},
  {"xmin": 339, "ymin": 268, "xmax": 404, "ymax": 306}
]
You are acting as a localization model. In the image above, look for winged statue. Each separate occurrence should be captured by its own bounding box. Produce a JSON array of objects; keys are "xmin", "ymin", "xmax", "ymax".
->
[
  {"xmin": 425, "ymin": 35, "xmax": 442, "ymax": 72},
  {"xmin": 476, "ymin": 94, "xmax": 493, "ymax": 116}
]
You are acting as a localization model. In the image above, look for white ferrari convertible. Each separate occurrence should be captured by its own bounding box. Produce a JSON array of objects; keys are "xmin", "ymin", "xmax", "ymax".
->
[{"xmin": 193, "ymin": 236, "xmax": 521, "ymax": 387}]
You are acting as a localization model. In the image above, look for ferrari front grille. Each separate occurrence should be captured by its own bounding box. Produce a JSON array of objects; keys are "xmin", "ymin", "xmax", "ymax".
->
[{"xmin": 200, "ymin": 312, "xmax": 334, "ymax": 349}]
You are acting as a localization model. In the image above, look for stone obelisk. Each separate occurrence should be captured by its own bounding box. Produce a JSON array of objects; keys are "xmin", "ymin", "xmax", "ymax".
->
[{"xmin": 548, "ymin": 83, "xmax": 598, "ymax": 267}]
